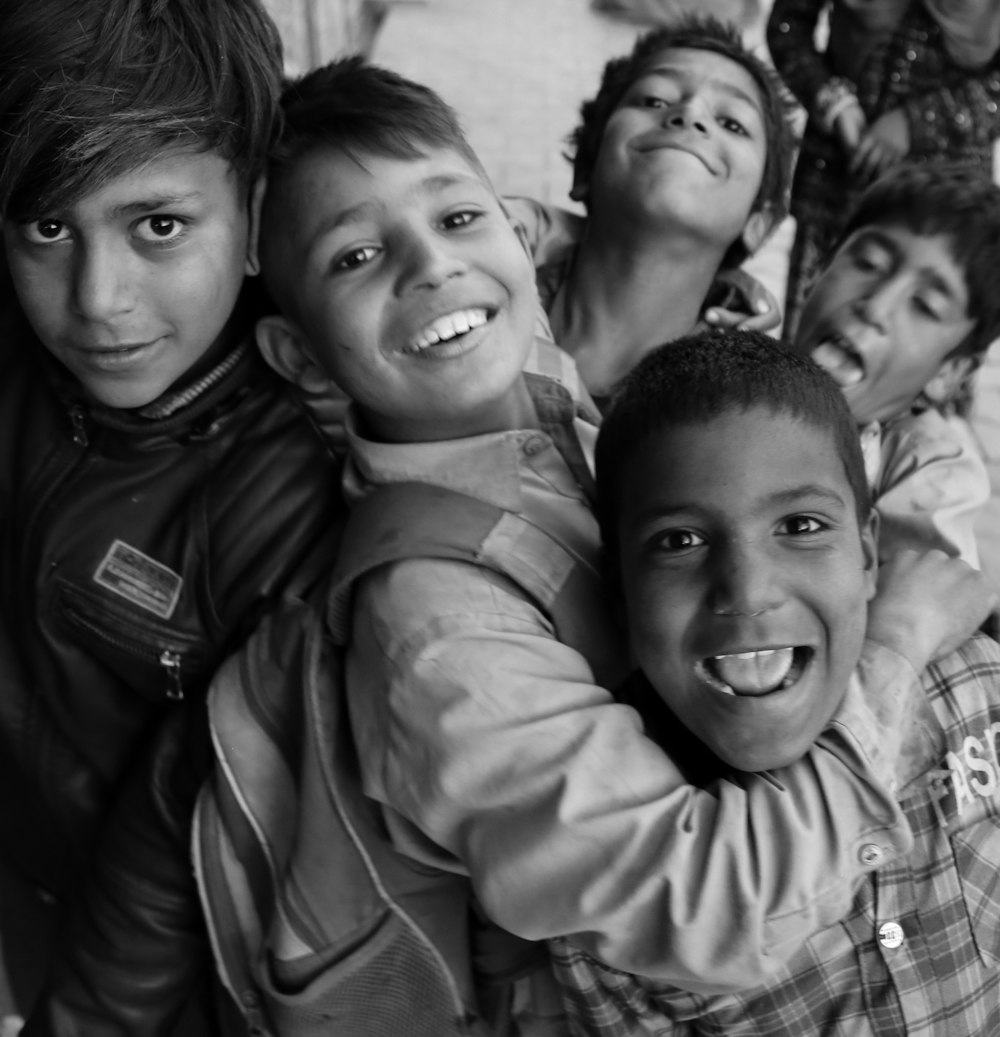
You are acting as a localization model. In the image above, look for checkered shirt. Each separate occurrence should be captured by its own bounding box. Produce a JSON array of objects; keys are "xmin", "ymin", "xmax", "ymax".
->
[{"xmin": 551, "ymin": 634, "xmax": 1000, "ymax": 1036}]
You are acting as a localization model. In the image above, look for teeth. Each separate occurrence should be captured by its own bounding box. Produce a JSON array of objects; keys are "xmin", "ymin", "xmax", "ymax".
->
[
  {"xmin": 812, "ymin": 338, "xmax": 864, "ymax": 388},
  {"xmin": 409, "ymin": 308, "xmax": 489, "ymax": 351},
  {"xmin": 700, "ymin": 648, "xmax": 797, "ymax": 696}
]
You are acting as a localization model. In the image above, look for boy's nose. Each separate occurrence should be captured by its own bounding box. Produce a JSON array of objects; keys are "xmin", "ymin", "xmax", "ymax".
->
[
  {"xmin": 72, "ymin": 243, "xmax": 137, "ymax": 321},
  {"xmin": 398, "ymin": 231, "xmax": 467, "ymax": 293},
  {"xmin": 666, "ymin": 99, "xmax": 709, "ymax": 135},
  {"xmin": 709, "ymin": 542, "xmax": 783, "ymax": 617},
  {"xmin": 855, "ymin": 278, "xmax": 904, "ymax": 335}
]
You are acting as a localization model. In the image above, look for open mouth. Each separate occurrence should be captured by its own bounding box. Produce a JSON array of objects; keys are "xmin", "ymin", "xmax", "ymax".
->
[
  {"xmin": 810, "ymin": 334, "xmax": 864, "ymax": 389},
  {"xmin": 696, "ymin": 646, "xmax": 812, "ymax": 697},
  {"xmin": 405, "ymin": 307, "xmax": 494, "ymax": 355}
]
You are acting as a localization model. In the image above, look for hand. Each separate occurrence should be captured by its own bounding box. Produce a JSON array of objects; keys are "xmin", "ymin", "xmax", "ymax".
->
[
  {"xmin": 849, "ymin": 109, "xmax": 910, "ymax": 184},
  {"xmin": 705, "ymin": 269, "xmax": 782, "ymax": 333},
  {"xmin": 833, "ymin": 103, "xmax": 867, "ymax": 154},
  {"xmin": 867, "ymin": 549, "xmax": 998, "ymax": 672}
]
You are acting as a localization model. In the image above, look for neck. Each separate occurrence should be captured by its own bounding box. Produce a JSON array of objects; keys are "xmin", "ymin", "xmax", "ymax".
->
[{"xmin": 552, "ymin": 216, "xmax": 726, "ymax": 395}]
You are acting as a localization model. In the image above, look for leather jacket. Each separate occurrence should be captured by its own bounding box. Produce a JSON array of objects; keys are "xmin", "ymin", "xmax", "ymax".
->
[{"xmin": 0, "ymin": 325, "xmax": 345, "ymax": 901}]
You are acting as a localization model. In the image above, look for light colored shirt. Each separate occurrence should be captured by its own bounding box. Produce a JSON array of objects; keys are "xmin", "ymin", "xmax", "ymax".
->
[
  {"xmin": 862, "ymin": 409, "xmax": 990, "ymax": 567},
  {"xmin": 342, "ymin": 358, "xmax": 924, "ymax": 995},
  {"xmin": 552, "ymin": 633, "xmax": 1000, "ymax": 1037}
]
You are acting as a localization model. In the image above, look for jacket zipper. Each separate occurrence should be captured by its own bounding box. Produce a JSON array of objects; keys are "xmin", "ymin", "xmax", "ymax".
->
[{"xmin": 63, "ymin": 604, "xmax": 190, "ymax": 701}]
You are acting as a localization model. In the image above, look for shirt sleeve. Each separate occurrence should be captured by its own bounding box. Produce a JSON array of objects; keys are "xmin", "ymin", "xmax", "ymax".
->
[
  {"xmin": 347, "ymin": 557, "xmax": 918, "ymax": 995},
  {"xmin": 874, "ymin": 411, "xmax": 990, "ymax": 567}
]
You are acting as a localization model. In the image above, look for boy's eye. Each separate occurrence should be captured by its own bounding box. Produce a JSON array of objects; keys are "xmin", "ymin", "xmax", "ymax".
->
[
  {"xmin": 22, "ymin": 218, "xmax": 71, "ymax": 244},
  {"xmin": 135, "ymin": 215, "xmax": 184, "ymax": 243},
  {"xmin": 780, "ymin": 515, "xmax": 825, "ymax": 536},
  {"xmin": 655, "ymin": 528, "xmax": 706, "ymax": 552},
  {"xmin": 640, "ymin": 95, "xmax": 668, "ymax": 109},
  {"xmin": 718, "ymin": 115, "xmax": 748, "ymax": 136},
  {"xmin": 442, "ymin": 209, "xmax": 482, "ymax": 231},
  {"xmin": 334, "ymin": 245, "xmax": 379, "ymax": 271},
  {"xmin": 912, "ymin": 295, "xmax": 944, "ymax": 321}
]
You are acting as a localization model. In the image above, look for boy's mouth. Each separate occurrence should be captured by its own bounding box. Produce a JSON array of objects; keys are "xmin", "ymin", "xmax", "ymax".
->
[
  {"xmin": 405, "ymin": 307, "xmax": 493, "ymax": 354},
  {"xmin": 696, "ymin": 647, "xmax": 812, "ymax": 697},
  {"xmin": 811, "ymin": 334, "xmax": 865, "ymax": 389}
]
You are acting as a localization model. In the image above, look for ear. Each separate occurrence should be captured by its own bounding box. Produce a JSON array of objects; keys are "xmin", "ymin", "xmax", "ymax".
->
[
  {"xmin": 255, "ymin": 315, "xmax": 329, "ymax": 396},
  {"xmin": 244, "ymin": 175, "xmax": 267, "ymax": 277},
  {"xmin": 740, "ymin": 205, "xmax": 778, "ymax": 257},
  {"xmin": 860, "ymin": 507, "xmax": 880, "ymax": 602},
  {"xmin": 922, "ymin": 353, "xmax": 976, "ymax": 410}
]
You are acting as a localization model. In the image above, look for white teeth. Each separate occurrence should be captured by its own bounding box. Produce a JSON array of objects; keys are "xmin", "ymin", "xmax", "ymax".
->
[
  {"xmin": 409, "ymin": 308, "xmax": 489, "ymax": 351},
  {"xmin": 700, "ymin": 648, "xmax": 797, "ymax": 696},
  {"xmin": 812, "ymin": 338, "xmax": 864, "ymax": 388}
]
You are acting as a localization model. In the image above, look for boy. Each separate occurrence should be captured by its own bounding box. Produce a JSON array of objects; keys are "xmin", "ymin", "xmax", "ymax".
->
[
  {"xmin": 507, "ymin": 16, "xmax": 796, "ymax": 405},
  {"xmin": 0, "ymin": 0, "xmax": 342, "ymax": 1010},
  {"xmin": 554, "ymin": 328, "xmax": 1000, "ymax": 1035},
  {"xmin": 792, "ymin": 163, "xmax": 1000, "ymax": 566},
  {"xmin": 24, "ymin": 60, "xmax": 991, "ymax": 1035},
  {"xmin": 257, "ymin": 59, "xmax": 981, "ymax": 1013}
]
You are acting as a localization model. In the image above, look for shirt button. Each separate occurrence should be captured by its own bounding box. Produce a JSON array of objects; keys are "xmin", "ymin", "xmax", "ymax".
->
[
  {"xmin": 523, "ymin": 436, "xmax": 547, "ymax": 457},
  {"xmin": 905, "ymin": 49, "xmax": 916, "ymax": 61},
  {"xmin": 815, "ymin": 157, "xmax": 826, "ymax": 170},
  {"xmin": 778, "ymin": 20, "xmax": 790, "ymax": 32},
  {"xmin": 890, "ymin": 71, "xmax": 901, "ymax": 83},
  {"xmin": 878, "ymin": 921, "xmax": 905, "ymax": 949},
  {"xmin": 859, "ymin": 843, "xmax": 883, "ymax": 867},
  {"xmin": 988, "ymin": 101, "xmax": 998, "ymax": 113}
]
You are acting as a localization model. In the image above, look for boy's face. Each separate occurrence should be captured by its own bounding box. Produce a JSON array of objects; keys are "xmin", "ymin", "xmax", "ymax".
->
[
  {"xmin": 583, "ymin": 47, "xmax": 768, "ymax": 248},
  {"xmin": 259, "ymin": 146, "xmax": 539, "ymax": 443},
  {"xmin": 793, "ymin": 225, "xmax": 976, "ymax": 425},
  {"xmin": 614, "ymin": 406, "xmax": 877, "ymax": 773},
  {"xmin": 3, "ymin": 148, "xmax": 255, "ymax": 409}
]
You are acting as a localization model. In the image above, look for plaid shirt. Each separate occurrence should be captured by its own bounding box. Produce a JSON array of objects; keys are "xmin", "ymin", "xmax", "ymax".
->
[{"xmin": 552, "ymin": 633, "xmax": 1000, "ymax": 1036}]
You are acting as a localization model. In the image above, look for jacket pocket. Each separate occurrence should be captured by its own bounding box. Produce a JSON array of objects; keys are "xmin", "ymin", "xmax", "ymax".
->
[{"xmin": 57, "ymin": 580, "xmax": 213, "ymax": 702}]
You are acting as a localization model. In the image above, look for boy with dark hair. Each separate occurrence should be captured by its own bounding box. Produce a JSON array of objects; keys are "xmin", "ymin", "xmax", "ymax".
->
[
  {"xmin": 564, "ymin": 328, "xmax": 1000, "ymax": 1035},
  {"xmin": 0, "ymin": 0, "xmax": 342, "ymax": 1011},
  {"xmin": 792, "ymin": 163, "xmax": 1000, "ymax": 565},
  {"xmin": 508, "ymin": 15, "xmax": 797, "ymax": 405},
  {"xmin": 23, "ymin": 58, "xmax": 992, "ymax": 1036}
]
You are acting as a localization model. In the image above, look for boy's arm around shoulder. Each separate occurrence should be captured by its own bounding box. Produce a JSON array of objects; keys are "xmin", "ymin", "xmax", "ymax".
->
[
  {"xmin": 347, "ymin": 555, "xmax": 919, "ymax": 994},
  {"xmin": 766, "ymin": 0, "xmax": 838, "ymax": 111},
  {"xmin": 874, "ymin": 409, "xmax": 990, "ymax": 567},
  {"xmin": 502, "ymin": 195, "xmax": 584, "ymax": 268}
]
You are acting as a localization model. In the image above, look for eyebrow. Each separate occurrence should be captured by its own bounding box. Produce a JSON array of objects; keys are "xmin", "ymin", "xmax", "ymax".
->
[
  {"xmin": 309, "ymin": 172, "xmax": 488, "ymax": 242},
  {"xmin": 636, "ymin": 68, "xmax": 764, "ymax": 115},
  {"xmin": 632, "ymin": 483, "xmax": 850, "ymax": 525},
  {"xmin": 108, "ymin": 193, "xmax": 205, "ymax": 219}
]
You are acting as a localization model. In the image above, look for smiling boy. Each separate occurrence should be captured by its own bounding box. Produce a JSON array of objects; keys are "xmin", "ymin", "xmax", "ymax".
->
[
  {"xmin": 0, "ymin": 0, "xmax": 342, "ymax": 1011},
  {"xmin": 564, "ymin": 329, "xmax": 1000, "ymax": 1035},
  {"xmin": 791, "ymin": 164, "xmax": 1000, "ymax": 565},
  {"xmin": 507, "ymin": 17, "xmax": 796, "ymax": 405}
]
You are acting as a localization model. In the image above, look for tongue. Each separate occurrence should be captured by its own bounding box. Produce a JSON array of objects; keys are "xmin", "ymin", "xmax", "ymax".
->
[
  {"xmin": 711, "ymin": 648, "xmax": 794, "ymax": 695},
  {"xmin": 811, "ymin": 342, "xmax": 863, "ymax": 388}
]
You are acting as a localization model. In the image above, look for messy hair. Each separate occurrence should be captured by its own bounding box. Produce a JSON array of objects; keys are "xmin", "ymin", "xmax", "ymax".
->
[{"xmin": 0, "ymin": 0, "xmax": 283, "ymax": 219}]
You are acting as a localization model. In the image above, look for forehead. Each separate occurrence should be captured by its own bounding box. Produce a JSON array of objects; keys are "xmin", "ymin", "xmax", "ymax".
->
[
  {"xmin": 622, "ymin": 407, "xmax": 855, "ymax": 517},
  {"xmin": 279, "ymin": 145, "xmax": 492, "ymax": 233},
  {"xmin": 629, "ymin": 46, "xmax": 764, "ymax": 110},
  {"xmin": 43, "ymin": 148, "xmax": 238, "ymax": 220}
]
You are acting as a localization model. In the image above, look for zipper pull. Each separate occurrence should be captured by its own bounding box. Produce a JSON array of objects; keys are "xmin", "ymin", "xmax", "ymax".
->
[
  {"xmin": 159, "ymin": 650, "xmax": 184, "ymax": 700},
  {"xmin": 68, "ymin": 406, "xmax": 88, "ymax": 446}
]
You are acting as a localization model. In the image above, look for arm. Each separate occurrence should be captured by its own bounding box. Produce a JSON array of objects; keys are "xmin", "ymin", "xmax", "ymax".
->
[
  {"xmin": 22, "ymin": 704, "xmax": 215, "ymax": 1037},
  {"xmin": 347, "ymin": 558, "xmax": 918, "ymax": 994},
  {"xmin": 873, "ymin": 411, "xmax": 990, "ymax": 568}
]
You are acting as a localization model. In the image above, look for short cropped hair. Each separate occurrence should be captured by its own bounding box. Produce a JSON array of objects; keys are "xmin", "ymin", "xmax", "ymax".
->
[
  {"xmin": 594, "ymin": 329, "xmax": 871, "ymax": 555},
  {"xmin": 268, "ymin": 56, "xmax": 486, "ymax": 187},
  {"xmin": 568, "ymin": 16, "xmax": 796, "ymax": 268},
  {"xmin": 0, "ymin": 0, "xmax": 283, "ymax": 220},
  {"xmin": 841, "ymin": 162, "xmax": 1000, "ymax": 362}
]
